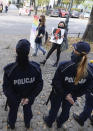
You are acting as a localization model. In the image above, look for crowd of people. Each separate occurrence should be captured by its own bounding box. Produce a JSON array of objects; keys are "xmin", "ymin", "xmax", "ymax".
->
[{"xmin": 2, "ymin": 14, "xmax": 93, "ymax": 130}]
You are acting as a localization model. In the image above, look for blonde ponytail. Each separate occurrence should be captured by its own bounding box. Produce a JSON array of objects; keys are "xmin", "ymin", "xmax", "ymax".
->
[{"xmin": 74, "ymin": 54, "xmax": 88, "ymax": 85}]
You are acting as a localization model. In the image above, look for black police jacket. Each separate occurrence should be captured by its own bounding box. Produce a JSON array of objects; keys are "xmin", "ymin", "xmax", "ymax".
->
[
  {"xmin": 3, "ymin": 61, "xmax": 43, "ymax": 100},
  {"xmin": 35, "ymin": 25, "xmax": 45, "ymax": 44},
  {"xmin": 52, "ymin": 61, "xmax": 93, "ymax": 98}
]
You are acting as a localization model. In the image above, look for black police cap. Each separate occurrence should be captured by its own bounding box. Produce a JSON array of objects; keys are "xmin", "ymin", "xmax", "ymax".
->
[
  {"xmin": 16, "ymin": 39, "xmax": 30, "ymax": 55},
  {"xmin": 73, "ymin": 41, "xmax": 90, "ymax": 54}
]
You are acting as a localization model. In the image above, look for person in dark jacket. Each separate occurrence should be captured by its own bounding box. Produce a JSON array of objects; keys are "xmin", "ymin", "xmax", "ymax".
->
[
  {"xmin": 0, "ymin": 3, "xmax": 3, "ymax": 13},
  {"xmin": 3, "ymin": 39, "xmax": 43, "ymax": 130},
  {"xmin": 73, "ymin": 62, "xmax": 93, "ymax": 127},
  {"xmin": 33, "ymin": 15, "xmax": 46, "ymax": 56},
  {"xmin": 43, "ymin": 41, "xmax": 93, "ymax": 129},
  {"xmin": 40, "ymin": 21, "xmax": 66, "ymax": 67},
  {"xmin": 73, "ymin": 93, "xmax": 93, "ymax": 126},
  {"xmin": 5, "ymin": 5, "xmax": 8, "ymax": 13}
]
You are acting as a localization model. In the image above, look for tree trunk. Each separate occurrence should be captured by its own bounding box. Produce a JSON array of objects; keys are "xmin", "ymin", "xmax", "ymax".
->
[
  {"xmin": 57, "ymin": 0, "xmax": 61, "ymax": 6},
  {"xmin": 17, "ymin": 0, "xmax": 20, "ymax": 4},
  {"xmin": 82, "ymin": 6, "xmax": 93, "ymax": 42},
  {"xmin": 30, "ymin": 0, "xmax": 32, "ymax": 6},
  {"xmin": 61, "ymin": 0, "xmax": 63, "ymax": 8},
  {"xmin": 65, "ymin": 0, "xmax": 73, "ymax": 32}
]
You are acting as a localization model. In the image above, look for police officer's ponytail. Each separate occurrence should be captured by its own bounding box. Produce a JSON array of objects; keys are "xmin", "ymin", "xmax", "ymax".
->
[{"xmin": 74, "ymin": 53, "xmax": 88, "ymax": 85}]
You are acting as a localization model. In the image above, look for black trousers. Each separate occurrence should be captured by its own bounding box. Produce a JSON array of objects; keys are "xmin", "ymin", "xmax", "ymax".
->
[
  {"xmin": 46, "ymin": 43, "xmax": 61, "ymax": 64},
  {"xmin": 7, "ymin": 97, "xmax": 34, "ymax": 127},
  {"xmin": 79, "ymin": 94, "xmax": 93, "ymax": 122},
  {"xmin": 47, "ymin": 93, "xmax": 76, "ymax": 126},
  {"xmin": 47, "ymin": 92, "xmax": 93, "ymax": 126}
]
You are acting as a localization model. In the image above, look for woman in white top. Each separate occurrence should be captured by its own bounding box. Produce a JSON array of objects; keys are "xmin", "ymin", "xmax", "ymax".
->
[{"xmin": 40, "ymin": 21, "xmax": 65, "ymax": 67}]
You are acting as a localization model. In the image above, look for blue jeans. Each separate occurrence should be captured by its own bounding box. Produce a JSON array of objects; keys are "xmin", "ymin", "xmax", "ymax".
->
[{"xmin": 35, "ymin": 43, "xmax": 46, "ymax": 56}]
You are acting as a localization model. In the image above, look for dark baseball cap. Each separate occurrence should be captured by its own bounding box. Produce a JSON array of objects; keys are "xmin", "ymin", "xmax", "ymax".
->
[
  {"xmin": 73, "ymin": 41, "xmax": 90, "ymax": 54},
  {"xmin": 16, "ymin": 39, "xmax": 30, "ymax": 55}
]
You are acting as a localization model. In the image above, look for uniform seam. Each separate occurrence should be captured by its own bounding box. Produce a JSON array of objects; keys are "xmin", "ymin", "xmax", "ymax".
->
[{"xmin": 61, "ymin": 63, "xmax": 75, "ymax": 73}]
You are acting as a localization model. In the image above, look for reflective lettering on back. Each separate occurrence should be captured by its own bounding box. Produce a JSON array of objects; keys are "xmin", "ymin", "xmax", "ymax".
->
[
  {"xmin": 14, "ymin": 77, "xmax": 35, "ymax": 85},
  {"xmin": 65, "ymin": 76, "xmax": 86, "ymax": 84}
]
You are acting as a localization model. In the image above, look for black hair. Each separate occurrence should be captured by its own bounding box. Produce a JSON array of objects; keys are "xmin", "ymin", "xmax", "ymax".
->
[
  {"xmin": 58, "ymin": 21, "xmax": 66, "ymax": 28},
  {"xmin": 16, "ymin": 53, "xmax": 29, "ymax": 70}
]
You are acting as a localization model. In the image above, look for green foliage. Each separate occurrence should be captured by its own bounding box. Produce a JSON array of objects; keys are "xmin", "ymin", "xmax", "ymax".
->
[
  {"xmin": 62, "ymin": 0, "xmax": 70, "ymax": 4},
  {"xmin": 38, "ymin": 0, "xmax": 49, "ymax": 6},
  {"xmin": 71, "ymin": 8, "xmax": 81, "ymax": 11},
  {"xmin": 73, "ymin": 0, "xmax": 86, "ymax": 5},
  {"xmin": 8, "ymin": 1, "xmax": 11, "ymax": 5},
  {"xmin": 62, "ymin": 0, "xmax": 86, "ymax": 5},
  {"xmin": 82, "ymin": 0, "xmax": 93, "ymax": 10}
]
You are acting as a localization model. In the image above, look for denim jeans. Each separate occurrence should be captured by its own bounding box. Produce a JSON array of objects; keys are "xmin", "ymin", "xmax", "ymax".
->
[{"xmin": 35, "ymin": 43, "xmax": 46, "ymax": 56}]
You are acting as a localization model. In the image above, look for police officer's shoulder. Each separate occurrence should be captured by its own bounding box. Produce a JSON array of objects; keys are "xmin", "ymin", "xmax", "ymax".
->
[
  {"xmin": 4, "ymin": 62, "xmax": 16, "ymax": 71},
  {"xmin": 4, "ymin": 62, "xmax": 17, "ymax": 77},
  {"xmin": 58, "ymin": 60, "xmax": 74, "ymax": 72},
  {"xmin": 88, "ymin": 62, "xmax": 93, "ymax": 68},
  {"xmin": 30, "ymin": 61, "xmax": 41, "ymax": 73}
]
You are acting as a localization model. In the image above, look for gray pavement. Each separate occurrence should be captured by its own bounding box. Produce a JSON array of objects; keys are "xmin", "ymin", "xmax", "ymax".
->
[
  {"xmin": 0, "ymin": 10, "xmax": 88, "ymax": 37},
  {"xmin": 0, "ymin": 11, "xmax": 93, "ymax": 131}
]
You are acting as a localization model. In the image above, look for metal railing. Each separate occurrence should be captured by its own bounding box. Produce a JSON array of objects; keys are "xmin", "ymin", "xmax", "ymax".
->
[
  {"xmin": 48, "ymin": 32, "xmax": 83, "ymax": 38},
  {"xmin": 68, "ymin": 32, "xmax": 83, "ymax": 38}
]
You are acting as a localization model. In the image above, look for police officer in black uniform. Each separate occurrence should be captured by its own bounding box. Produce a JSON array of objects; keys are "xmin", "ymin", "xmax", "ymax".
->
[
  {"xmin": 73, "ymin": 62, "xmax": 93, "ymax": 126},
  {"xmin": 3, "ymin": 39, "xmax": 43, "ymax": 130},
  {"xmin": 43, "ymin": 41, "xmax": 93, "ymax": 129},
  {"xmin": 73, "ymin": 92, "xmax": 93, "ymax": 126}
]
